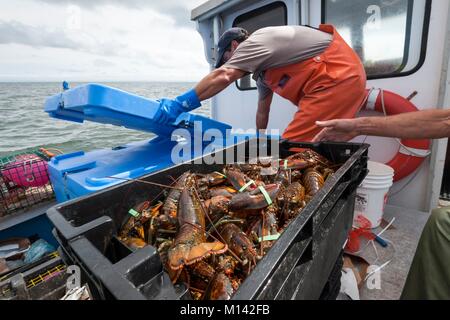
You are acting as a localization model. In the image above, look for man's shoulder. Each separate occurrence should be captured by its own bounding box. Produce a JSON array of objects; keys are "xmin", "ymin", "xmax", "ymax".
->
[{"xmin": 251, "ymin": 25, "xmax": 321, "ymax": 39}]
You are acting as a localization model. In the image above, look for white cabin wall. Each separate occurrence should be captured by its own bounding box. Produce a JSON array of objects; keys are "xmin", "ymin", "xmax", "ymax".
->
[
  {"xmin": 360, "ymin": 1, "xmax": 449, "ymax": 211},
  {"xmin": 427, "ymin": 2, "xmax": 450, "ymax": 211},
  {"xmin": 341, "ymin": 1, "xmax": 450, "ymax": 211},
  {"xmin": 214, "ymin": 84, "xmax": 296, "ymax": 134},
  {"xmin": 313, "ymin": 0, "xmax": 449, "ymax": 211}
]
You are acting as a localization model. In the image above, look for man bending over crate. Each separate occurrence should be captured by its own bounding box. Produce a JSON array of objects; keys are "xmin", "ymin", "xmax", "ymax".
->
[{"xmin": 152, "ymin": 25, "xmax": 367, "ymax": 142}]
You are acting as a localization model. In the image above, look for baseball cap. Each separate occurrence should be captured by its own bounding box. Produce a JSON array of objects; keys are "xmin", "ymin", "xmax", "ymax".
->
[{"xmin": 215, "ymin": 27, "xmax": 249, "ymax": 68}]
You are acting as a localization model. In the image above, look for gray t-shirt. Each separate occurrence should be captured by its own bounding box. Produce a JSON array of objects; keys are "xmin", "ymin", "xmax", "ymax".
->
[{"xmin": 222, "ymin": 25, "xmax": 333, "ymax": 98}]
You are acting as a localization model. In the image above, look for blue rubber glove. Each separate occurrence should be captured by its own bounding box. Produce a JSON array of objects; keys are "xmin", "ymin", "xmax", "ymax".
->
[{"xmin": 153, "ymin": 89, "xmax": 201, "ymax": 125}]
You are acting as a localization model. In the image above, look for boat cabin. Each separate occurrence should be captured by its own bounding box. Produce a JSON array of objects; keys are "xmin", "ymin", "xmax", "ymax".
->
[{"xmin": 191, "ymin": 0, "xmax": 450, "ymax": 299}]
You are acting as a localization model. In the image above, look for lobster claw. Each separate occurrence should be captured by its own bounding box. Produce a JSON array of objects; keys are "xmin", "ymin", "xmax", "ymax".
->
[
  {"xmin": 203, "ymin": 272, "xmax": 235, "ymax": 300},
  {"xmin": 168, "ymin": 241, "xmax": 227, "ymax": 271},
  {"xmin": 168, "ymin": 177, "xmax": 228, "ymax": 271},
  {"xmin": 225, "ymin": 167, "xmax": 258, "ymax": 192},
  {"xmin": 217, "ymin": 223, "xmax": 258, "ymax": 275},
  {"xmin": 229, "ymin": 184, "xmax": 281, "ymax": 212}
]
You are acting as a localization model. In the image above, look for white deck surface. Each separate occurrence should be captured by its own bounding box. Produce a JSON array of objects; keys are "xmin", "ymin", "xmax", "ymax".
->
[{"xmin": 356, "ymin": 205, "xmax": 431, "ymax": 300}]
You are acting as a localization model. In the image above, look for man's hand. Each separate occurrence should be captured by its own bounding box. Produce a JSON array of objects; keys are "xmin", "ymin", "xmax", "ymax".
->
[
  {"xmin": 153, "ymin": 98, "xmax": 185, "ymax": 125},
  {"xmin": 256, "ymin": 91, "xmax": 273, "ymax": 130},
  {"xmin": 153, "ymin": 89, "xmax": 202, "ymax": 125},
  {"xmin": 313, "ymin": 119, "xmax": 360, "ymax": 142}
]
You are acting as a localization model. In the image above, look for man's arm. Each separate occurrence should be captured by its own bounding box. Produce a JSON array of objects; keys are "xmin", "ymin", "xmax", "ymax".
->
[
  {"xmin": 194, "ymin": 67, "xmax": 247, "ymax": 101},
  {"xmin": 153, "ymin": 67, "xmax": 247, "ymax": 125},
  {"xmin": 313, "ymin": 109, "xmax": 450, "ymax": 142},
  {"xmin": 256, "ymin": 91, "xmax": 273, "ymax": 130}
]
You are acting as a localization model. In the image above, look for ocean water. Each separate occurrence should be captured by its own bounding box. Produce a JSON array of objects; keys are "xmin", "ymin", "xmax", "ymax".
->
[{"xmin": 0, "ymin": 82, "xmax": 211, "ymax": 157}]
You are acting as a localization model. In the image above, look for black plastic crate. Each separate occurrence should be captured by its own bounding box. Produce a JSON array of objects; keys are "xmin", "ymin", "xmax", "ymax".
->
[
  {"xmin": 47, "ymin": 139, "xmax": 368, "ymax": 300},
  {"xmin": 0, "ymin": 149, "xmax": 55, "ymax": 218},
  {"xmin": 0, "ymin": 253, "xmax": 67, "ymax": 300}
]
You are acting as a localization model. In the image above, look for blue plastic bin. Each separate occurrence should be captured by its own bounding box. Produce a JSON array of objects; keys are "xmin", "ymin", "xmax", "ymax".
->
[{"xmin": 44, "ymin": 83, "xmax": 251, "ymax": 202}]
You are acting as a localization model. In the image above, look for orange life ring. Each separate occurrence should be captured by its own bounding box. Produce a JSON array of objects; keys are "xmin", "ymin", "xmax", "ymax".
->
[{"xmin": 362, "ymin": 88, "xmax": 431, "ymax": 182}]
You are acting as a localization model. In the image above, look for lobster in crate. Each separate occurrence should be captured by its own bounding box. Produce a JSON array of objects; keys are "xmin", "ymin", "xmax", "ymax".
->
[
  {"xmin": 117, "ymin": 149, "xmax": 340, "ymax": 300},
  {"xmin": 0, "ymin": 150, "xmax": 55, "ymax": 217}
]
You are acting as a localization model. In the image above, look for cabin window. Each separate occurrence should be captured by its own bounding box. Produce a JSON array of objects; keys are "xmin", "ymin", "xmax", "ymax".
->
[
  {"xmin": 323, "ymin": 0, "xmax": 431, "ymax": 79},
  {"xmin": 232, "ymin": 1, "xmax": 288, "ymax": 91}
]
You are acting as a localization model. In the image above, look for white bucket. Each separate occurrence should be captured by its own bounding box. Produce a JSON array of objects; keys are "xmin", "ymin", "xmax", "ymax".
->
[{"xmin": 354, "ymin": 161, "xmax": 394, "ymax": 229}]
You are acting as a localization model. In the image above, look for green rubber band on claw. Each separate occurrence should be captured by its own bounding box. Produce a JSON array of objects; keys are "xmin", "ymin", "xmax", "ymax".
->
[
  {"xmin": 128, "ymin": 209, "xmax": 140, "ymax": 218},
  {"xmin": 239, "ymin": 180, "xmax": 256, "ymax": 193},
  {"xmin": 258, "ymin": 186, "xmax": 273, "ymax": 206},
  {"xmin": 214, "ymin": 171, "xmax": 227, "ymax": 178},
  {"xmin": 259, "ymin": 234, "xmax": 281, "ymax": 243},
  {"xmin": 284, "ymin": 159, "xmax": 289, "ymax": 170}
]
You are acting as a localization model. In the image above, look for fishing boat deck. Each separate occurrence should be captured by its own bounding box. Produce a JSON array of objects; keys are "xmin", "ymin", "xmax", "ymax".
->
[
  {"xmin": 0, "ymin": 200, "xmax": 56, "ymax": 233},
  {"xmin": 0, "ymin": 198, "xmax": 434, "ymax": 301},
  {"xmin": 356, "ymin": 205, "xmax": 431, "ymax": 300}
]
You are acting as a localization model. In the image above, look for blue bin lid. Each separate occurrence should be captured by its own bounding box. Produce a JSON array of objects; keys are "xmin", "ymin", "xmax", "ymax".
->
[
  {"xmin": 48, "ymin": 134, "xmax": 253, "ymax": 202},
  {"xmin": 44, "ymin": 83, "xmax": 231, "ymax": 138}
]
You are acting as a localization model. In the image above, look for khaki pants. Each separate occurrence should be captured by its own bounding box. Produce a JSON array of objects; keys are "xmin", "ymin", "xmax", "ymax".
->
[{"xmin": 401, "ymin": 207, "xmax": 450, "ymax": 300}]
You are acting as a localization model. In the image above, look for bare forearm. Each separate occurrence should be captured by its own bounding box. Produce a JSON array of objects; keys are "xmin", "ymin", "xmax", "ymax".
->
[
  {"xmin": 355, "ymin": 109, "xmax": 450, "ymax": 139},
  {"xmin": 256, "ymin": 112, "xmax": 269, "ymax": 130},
  {"xmin": 194, "ymin": 67, "xmax": 246, "ymax": 101},
  {"xmin": 256, "ymin": 93, "xmax": 273, "ymax": 130}
]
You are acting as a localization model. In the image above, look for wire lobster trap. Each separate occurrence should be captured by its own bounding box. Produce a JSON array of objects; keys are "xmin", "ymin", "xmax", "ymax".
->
[
  {"xmin": 0, "ymin": 252, "xmax": 68, "ymax": 300},
  {"xmin": 0, "ymin": 148, "xmax": 56, "ymax": 218}
]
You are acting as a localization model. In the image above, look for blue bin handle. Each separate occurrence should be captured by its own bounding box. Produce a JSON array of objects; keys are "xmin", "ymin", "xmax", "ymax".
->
[{"xmin": 85, "ymin": 166, "xmax": 157, "ymax": 186}]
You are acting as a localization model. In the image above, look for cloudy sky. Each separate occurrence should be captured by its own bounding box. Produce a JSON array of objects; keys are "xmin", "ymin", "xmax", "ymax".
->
[{"xmin": 0, "ymin": 0, "xmax": 211, "ymax": 82}]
